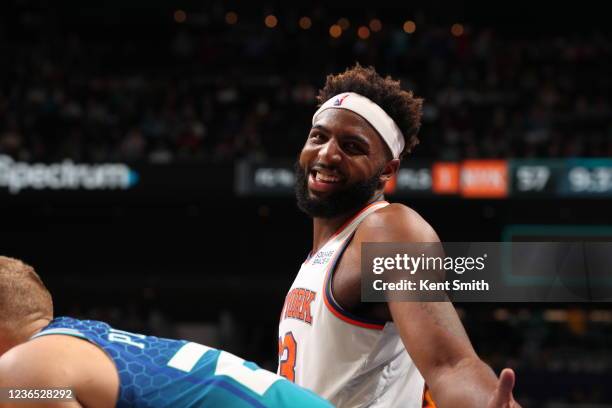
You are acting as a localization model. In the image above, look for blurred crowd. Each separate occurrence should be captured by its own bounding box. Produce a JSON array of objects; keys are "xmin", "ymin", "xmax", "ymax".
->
[{"xmin": 1, "ymin": 5, "xmax": 611, "ymax": 163}]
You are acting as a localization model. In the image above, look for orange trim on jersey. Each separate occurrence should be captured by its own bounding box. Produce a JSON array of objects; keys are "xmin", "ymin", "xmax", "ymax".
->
[
  {"xmin": 303, "ymin": 200, "xmax": 388, "ymax": 267},
  {"xmin": 323, "ymin": 287, "xmax": 385, "ymax": 330},
  {"xmin": 422, "ymin": 385, "xmax": 437, "ymax": 408},
  {"xmin": 328, "ymin": 200, "xmax": 388, "ymax": 242},
  {"xmin": 321, "ymin": 226, "xmax": 386, "ymax": 331}
]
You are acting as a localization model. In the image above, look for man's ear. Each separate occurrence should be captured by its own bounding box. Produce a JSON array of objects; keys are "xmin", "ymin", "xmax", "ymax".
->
[{"xmin": 379, "ymin": 159, "xmax": 400, "ymax": 183}]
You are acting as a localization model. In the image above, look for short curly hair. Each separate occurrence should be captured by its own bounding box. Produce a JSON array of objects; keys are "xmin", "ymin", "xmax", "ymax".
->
[{"xmin": 317, "ymin": 64, "xmax": 423, "ymax": 158}]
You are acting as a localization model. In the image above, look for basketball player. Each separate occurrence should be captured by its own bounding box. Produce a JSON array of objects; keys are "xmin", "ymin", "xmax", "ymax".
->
[
  {"xmin": 278, "ymin": 65, "xmax": 521, "ymax": 408},
  {"xmin": 0, "ymin": 256, "xmax": 332, "ymax": 407}
]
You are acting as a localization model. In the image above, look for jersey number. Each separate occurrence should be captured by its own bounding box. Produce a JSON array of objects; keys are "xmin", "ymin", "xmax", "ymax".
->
[
  {"xmin": 278, "ymin": 332, "xmax": 297, "ymax": 382},
  {"xmin": 167, "ymin": 342, "xmax": 280, "ymax": 396}
]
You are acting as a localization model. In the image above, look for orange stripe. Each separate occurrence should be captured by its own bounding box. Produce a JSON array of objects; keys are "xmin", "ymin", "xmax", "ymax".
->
[
  {"xmin": 322, "ymin": 228, "xmax": 385, "ymax": 331},
  {"xmin": 323, "ymin": 290, "xmax": 385, "ymax": 330},
  {"xmin": 328, "ymin": 200, "xmax": 388, "ymax": 242},
  {"xmin": 304, "ymin": 200, "xmax": 388, "ymax": 266},
  {"xmin": 422, "ymin": 386, "xmax": 437, "ymax": 408}
]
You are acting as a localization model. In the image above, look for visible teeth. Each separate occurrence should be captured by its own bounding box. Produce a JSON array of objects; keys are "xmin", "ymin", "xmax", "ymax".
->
[{"xmin": 316, "ymin": 172, "xmax": 340, "ymax": 183}]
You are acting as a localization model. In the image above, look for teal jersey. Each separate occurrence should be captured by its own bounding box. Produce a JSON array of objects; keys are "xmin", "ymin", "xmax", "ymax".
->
[{"xmin": 33, "ymin": 317, "xmax": 332, "ymax": 408}]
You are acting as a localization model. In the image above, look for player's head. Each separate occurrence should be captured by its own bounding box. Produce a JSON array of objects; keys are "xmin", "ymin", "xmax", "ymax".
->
[
  {"xmin": 295, "ymin": 64, "xmax": 423, "ymax": 218},
  {"xmin": 0, "ymin": 256, "xmax": 53, "ymax": 355}
]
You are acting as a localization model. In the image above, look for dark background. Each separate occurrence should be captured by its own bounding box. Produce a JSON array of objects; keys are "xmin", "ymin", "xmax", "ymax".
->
[{"xmin": 1, "ymin": 1, "xmax": 611, "ymax": 406}]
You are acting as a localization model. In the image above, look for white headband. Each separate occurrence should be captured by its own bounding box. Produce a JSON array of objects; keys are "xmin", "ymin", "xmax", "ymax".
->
[{"xmin": 312, "ymin": 92, "xmax": 405, "ymax": 159}]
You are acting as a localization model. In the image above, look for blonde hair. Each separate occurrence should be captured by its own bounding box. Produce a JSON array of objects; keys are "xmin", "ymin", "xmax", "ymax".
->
[{"xmin": 0, "ymin": 256, "xmax": 53, "ymax": 330}]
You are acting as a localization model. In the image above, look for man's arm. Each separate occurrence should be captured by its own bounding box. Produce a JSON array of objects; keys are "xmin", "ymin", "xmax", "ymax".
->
[
  {"xmin": 0, "ymin": 335, "xmax": 119, "ymax": 408},
  {"xmin": 354, "ymin": 204, "xmax": 521, "ymax": 408}
]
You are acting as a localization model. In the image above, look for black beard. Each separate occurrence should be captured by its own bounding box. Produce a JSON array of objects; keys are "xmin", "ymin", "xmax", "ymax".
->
[{"xmin": 294, "ymin": 161, "xmax": 381, "ymax": 218}]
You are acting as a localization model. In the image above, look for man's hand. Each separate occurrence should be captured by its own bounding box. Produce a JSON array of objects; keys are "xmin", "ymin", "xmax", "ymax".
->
[{"xmin": 487, "ymin": 369, "xmax": 522, "ymax": 408}]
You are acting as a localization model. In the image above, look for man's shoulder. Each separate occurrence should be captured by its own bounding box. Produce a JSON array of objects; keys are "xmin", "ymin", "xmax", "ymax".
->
[
  {"xmin": 0, "ymin": 335, "xmax": 83, "ymax": 384},
  {"xmin": 0, "ymin": 334, "xmax": 119, "ymax": 407},
  {"xmin": 355, "ymin": 202, "xmax": 439, "ymax": 243}
]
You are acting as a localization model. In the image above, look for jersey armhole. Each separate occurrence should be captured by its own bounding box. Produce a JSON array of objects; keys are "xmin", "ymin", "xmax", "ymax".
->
[
  {"xmin": 32, "ymin": 328, "xmax": 89, "ymax": 341},
  {"xmin": 31, "ymin": 329, "xmax": 123, "ymax": 404},
  {"xmin": 323, "ymin": 232, "xmax": 387, "ymax": 331}
]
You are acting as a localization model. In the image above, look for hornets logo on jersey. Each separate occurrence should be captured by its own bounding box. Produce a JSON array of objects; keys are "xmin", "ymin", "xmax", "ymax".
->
[{"xmin": 33, "ymin": 317, "xmax": 332, "ymax": 408}]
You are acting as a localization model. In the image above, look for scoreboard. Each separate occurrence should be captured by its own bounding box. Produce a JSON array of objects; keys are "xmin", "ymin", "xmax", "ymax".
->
[
  {"xmin": 512, "ymin": 159, "xmax": 612, "ymax": 198},
  {"xmin": 1, "ymin": 154, "xmax": 612, "ymax": 199},
  {"xmin": 236, "ymin": 158, "xmax": 612, "ymax": 199},
  {"xmin": 511, "ymin": 160, "xmax": 562, "ymax": 197},
  {"xmin": 561, "ymin": 159, "xmax": 612, "ymax": 197}
]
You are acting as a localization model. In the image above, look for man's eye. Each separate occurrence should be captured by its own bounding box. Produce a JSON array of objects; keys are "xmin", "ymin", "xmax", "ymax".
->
[
  {"xmin": 309, "ymin": 133, "xmax": 324, "ymax": 142},
  {"xmin": 344, "ymin": 142, "xmax": 364, "ymax": 154}
]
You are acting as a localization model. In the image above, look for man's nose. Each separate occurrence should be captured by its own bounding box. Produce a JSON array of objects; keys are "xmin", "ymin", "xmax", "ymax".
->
[{"xmin": 317, "ymin": 138, "xmax": 342, "ymax": 165}]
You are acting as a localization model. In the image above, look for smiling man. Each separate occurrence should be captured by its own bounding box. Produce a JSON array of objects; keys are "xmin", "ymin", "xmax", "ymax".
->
[{"xmin": 277, "ymin": 65, "xmax": 521, "ymax": 408}]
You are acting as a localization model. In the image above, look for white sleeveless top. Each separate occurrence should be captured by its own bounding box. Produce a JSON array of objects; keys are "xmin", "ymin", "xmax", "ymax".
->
[{"xmin": 278, "ymin": 201, "xmax": 424, "ymax": 408}]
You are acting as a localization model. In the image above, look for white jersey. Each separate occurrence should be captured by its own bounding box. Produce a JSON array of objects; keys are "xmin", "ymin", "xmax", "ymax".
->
[{"xmin": 278, "ymin": 201, "xmax": 425, "ymax": 408}]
